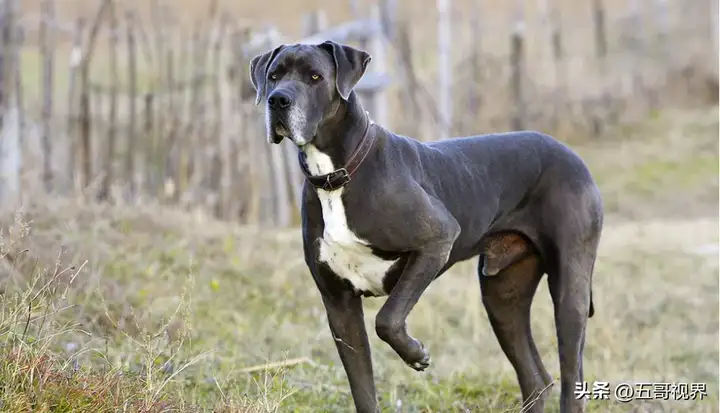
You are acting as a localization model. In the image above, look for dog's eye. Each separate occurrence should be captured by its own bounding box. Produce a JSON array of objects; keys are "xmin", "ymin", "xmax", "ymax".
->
[
  {"xmin": 311, "ymin": 74, "xmax": 320, "ymax": 81},
  {"xmin": 269, "ymin": 73, "xmax": 277, "ymax": 80}
]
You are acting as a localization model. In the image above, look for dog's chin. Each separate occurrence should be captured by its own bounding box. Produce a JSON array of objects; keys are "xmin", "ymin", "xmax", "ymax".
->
[
  {"xmin": 290, "ymin": 127, "xmax": 318, "ymax": 148},
  {"xmin": 290, "ymin": 136, "xmax": 310, "ymax": 147},
  {"xmin": 267, "ymin": 122, "xmax": 315, "ymax": 147},
  {"xmin": 284, "ymin": 131, "xmax": 312, "ymax": 147}
]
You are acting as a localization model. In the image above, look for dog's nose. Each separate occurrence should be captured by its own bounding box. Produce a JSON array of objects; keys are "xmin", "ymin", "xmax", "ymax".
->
[{"xmin": 268, "ymin": 90, "xmax": 293, "ymax": 110}]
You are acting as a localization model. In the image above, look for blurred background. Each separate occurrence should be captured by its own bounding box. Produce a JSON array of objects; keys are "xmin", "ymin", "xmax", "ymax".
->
[
  {"xmin": 0, "ymin": 0, "xmax": 715, "ymax": 222},
  {"xmin": 0, "ymin": 0, "xmax": 717, "ymax": 412}
]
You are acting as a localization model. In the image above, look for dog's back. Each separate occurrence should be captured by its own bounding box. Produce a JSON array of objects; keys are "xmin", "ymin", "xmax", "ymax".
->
[
  {"xmin": 368, "ymin": 129, "xmax": 601, "ymax": 264},
  {"xmin": 380, "ymin": 130, "xmax": 588, "ymax": 217}
]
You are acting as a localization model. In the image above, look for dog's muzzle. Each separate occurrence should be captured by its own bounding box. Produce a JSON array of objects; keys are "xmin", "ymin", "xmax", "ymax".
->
[
  {"xmin": 266, "ymin": 88, "xmax": 301, "ymax": 145},
  {"xmin": 266, "ymin": 109, "xmax": 289, "ymax": 144}
]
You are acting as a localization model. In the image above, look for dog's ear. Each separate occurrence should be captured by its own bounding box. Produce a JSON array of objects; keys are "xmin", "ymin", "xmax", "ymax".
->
[
  {"xmin": 249, "ymin": 44, "xmax": 286, "ymax": 106},
  {"xmin": 318, "ymin": 40, "xmax": 371, "ymax": 101}
]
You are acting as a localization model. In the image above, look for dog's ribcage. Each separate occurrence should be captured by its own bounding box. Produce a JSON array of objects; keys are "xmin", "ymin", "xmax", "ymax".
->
[{"xmin": 304, "ymin": 145, "xmax": 397, "ymax": 296}]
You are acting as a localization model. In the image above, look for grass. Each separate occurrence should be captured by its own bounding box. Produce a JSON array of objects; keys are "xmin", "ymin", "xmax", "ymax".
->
[
  {"xmin": 574, "ymin": 107, "xmax": 719, "ymax": 220},
  {"xmin": 0, "ymin": 106, "xmax": 718, "ymax": 412}
]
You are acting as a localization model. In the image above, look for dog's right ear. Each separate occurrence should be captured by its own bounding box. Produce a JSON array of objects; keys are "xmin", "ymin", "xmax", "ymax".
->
[{"xmin": 249, "ymin": 44, "xmax": 286, "ymax": 106}]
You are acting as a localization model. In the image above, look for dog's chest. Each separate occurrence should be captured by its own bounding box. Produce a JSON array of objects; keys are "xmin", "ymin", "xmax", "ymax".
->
[{"xmin": 304, "ymin": 145, "xmax": 397, "ymax": 297}]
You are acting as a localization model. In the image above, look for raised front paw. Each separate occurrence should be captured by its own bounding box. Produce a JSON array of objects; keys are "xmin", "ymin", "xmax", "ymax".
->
[{"xmin": 406, "ymin": 341, "xmax": 431, "ymax": 371}]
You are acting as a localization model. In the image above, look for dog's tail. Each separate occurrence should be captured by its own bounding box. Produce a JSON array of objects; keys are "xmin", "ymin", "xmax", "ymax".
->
[{"xmin": 588, "ymin": 288, "xmax": 595, "ymax": 318}]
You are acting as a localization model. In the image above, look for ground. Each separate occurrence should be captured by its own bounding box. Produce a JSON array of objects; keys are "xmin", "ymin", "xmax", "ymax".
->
[{"xmin": 0, "ymin": 106, "xmax": 718, "ymax": 412}]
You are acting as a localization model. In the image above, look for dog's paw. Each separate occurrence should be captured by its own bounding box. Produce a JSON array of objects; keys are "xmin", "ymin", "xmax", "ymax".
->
[
  {"xmin": 406, "ymin": 343, "xmax": 431, "ymax": 371},
  {"xmin": 408, "ymin": 357, "xmax": 430, "ymax": 371}
]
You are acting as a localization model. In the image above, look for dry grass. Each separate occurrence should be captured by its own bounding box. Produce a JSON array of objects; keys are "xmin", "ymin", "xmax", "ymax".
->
[{"xmin": 0, "ymin": 106, "xmax": 718, "ymax": 412}]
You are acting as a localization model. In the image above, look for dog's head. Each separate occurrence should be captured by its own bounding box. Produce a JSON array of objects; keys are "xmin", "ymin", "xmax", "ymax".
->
[{"xmin": 248, "ymin": 41, "xmax": 371, "ymax": 146}]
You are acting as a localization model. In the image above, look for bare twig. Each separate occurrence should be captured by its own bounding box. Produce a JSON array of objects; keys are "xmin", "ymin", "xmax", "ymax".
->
[{"xmin": 238, "ymin": 357, "xmax": 314, "ymax": 374}]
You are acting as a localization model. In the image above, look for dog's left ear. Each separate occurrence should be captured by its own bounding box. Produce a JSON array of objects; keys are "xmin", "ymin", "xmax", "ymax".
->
[
  {"xmin": 249, "ymin": 44, "xmax": 286, "ymax": 106},
  {"xmin": 318, "ymin": 40, "xmax": 371, "ymax": 101}
]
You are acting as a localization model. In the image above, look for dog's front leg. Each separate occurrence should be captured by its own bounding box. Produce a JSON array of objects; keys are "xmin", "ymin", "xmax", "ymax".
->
[
  {"xmin": 319, "ymin": 286, "xmax": 378, "ymax": 413},
  {"xmin": 375, "ymin": 198, "xmax": 461, "ymax": 371},
  {"xmin": 303, "ymin": 207, "xmax": 378, "ymax": 412},
  {"xmin": 375, "ymin": 249, "xmax": 452, "ymax": 370}
]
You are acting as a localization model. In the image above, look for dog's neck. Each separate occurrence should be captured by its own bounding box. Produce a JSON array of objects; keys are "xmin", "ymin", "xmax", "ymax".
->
[{"xmin": 303, "ymin": 92, "xmax": 373, "ymax": 174}]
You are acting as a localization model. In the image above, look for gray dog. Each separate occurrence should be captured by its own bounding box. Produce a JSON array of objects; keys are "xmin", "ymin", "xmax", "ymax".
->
[{"xmin": 249, "ymin": 40, "xmax": 603, "ymax": 413}]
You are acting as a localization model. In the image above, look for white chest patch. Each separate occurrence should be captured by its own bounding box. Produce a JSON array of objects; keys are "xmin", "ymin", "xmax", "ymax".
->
[{"xmin": 303, "ymin": 144, "xmax": 397, "ymax": 296}]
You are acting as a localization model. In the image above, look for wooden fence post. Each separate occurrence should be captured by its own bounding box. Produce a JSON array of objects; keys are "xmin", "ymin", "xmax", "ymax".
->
[
  {"xmin": 379, "ymin": 0, "xmax": 396, "ymax": 41},
  {"xmin": 537, "ymin": 0, "xmax": 559, "ymax": 132},
  {"xmin": 349, "ymin": 0, "xmax": 361, "ymax": 18},
  {"xmin": 592, "ymin": 0, "xmax": 608, "ymax": 136},
  {"xmin": 232, "ymin": 27, "xmax": 256, "ymax": 222},
  {"xmin": 713, "ymin": 0, "xmax": 719, "ymax": 79},
  {"xmin": 99, "ymin": 0, "xmax": 119, "ymax": 201},
  {"xmin": 40, "ymin": 0, "xmax": 55, "ymax": 192},
  {"xmin": 210, "ymin": 15, "xmax": 228, "ymax": 218},
  {"xmin": 13, "ymin": 20, "xmax": 22, "ymax": 146},
  {"xmin": 656, "ymin": 0, "xmax": 669, "ymax": 47},
  {"xmin": 395, "ymin": 21, "xmax": 421, "ymax": 138},
  {"xmin": 232, "ymin": 28, "xmax": 261, "ymax": 224},
  {"xmin": 354, "ymin": 16, "xmax": 373, "ymax": 110},
  {"xmin": 188, "ymin": 20, "xmax": 209, "ymax": 199},
  {"xmin": 149, "ymin": 0, "xmax": 166, "ymax": 85},
  {"xmin": 142, "ymin": 92, "xmax": 154, "ymax": 196},
  {"xmin": 627, "ymin": 0, "xmax": 645, "ymax": 116},
  {"xmin": 303, "ymin": 9, "xmax": 328, "ymax": 40},
  {"xmin": 467, "ymin": 7, "xmax": 482, "ymax": 133},
  {"xmin": 78, "ymin": 0, "xmax": 110, "ymax": 194},
  {"xmin": 368, "ymin": 3, "xmax": 388, "ymax": 128},
  {"xmin": 176, "ymin": 25, "xmax": 192, "ymax": 201},
  {"xmin": 550, "ymin": 7, "xmax": 565, "ymax": 127},
  {"xmin": 13, "ymin": 20, "xmax": 23, "ymax": 160},
  {"xmin": 66, "ymin": 18, "xmax": 84, "ymax": 193},
  {"xmin": 164, "ymin": 31, "xmax": 179, "ymax": 202},
  {"xmin": 650, "ymin": 0, "xmax": 670, "ymax": 109},
  {"xmin": 437, "ymin": 0, "xmax": 452, "ymax": 139},
  {"xmin": 509, "ymin": 5, "xmax": 526, "ymax": 131},
  {"xmin": 125, "ymin": 10, "xmax": 139, "ymax": 199},
  {"xmin": 0, "ymin": 0, "xmax": 19, "ymax": 206}
]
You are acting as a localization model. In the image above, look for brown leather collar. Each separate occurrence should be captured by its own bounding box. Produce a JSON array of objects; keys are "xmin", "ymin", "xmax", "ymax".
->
[{"xmin": 298, "ymin": 117, "xmax": 375, "ymax": 191}]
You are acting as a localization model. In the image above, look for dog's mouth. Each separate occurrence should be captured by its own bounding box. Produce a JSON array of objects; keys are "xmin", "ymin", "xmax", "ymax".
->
[
  {"xmin": 269, "ymin": 119, "xmax": 311, "ymax": 147},
  {"xmin": 275, "ymin": 123, "xmax": 290, "ymax": 141},
  {"xmin": 274, "ymin": 120, "xmax": 289, "ymax": 137},
  {"xmin": 267, "ymin": 120, "xmax": 288, "ymax": 145}
]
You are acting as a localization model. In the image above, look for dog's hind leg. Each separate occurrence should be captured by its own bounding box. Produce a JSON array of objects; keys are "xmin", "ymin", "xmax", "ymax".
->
[
  {"xmin": 480, "ymin": 247, "xmax": 552, "ymax": 413},
  {"xmin": 544, "ymin": 183, "xmax": 602, "ymax": 413},
  {"xmin": 547, "ymin": 244, "xmax": 597, "ymax": 413}
]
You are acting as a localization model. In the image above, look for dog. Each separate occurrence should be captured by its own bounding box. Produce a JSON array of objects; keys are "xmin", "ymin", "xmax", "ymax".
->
[{"xmin": 249, "ymin": 40, "xmax": 603, "ymax": 413}]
